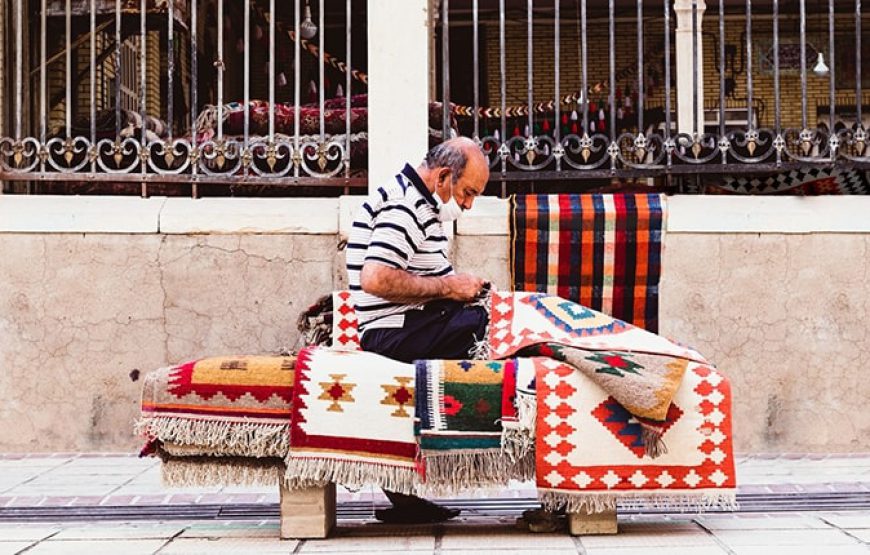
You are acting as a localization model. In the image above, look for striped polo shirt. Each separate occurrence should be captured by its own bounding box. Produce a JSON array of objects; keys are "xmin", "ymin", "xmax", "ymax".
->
[{"xmin": 346, "ymin": 163, "xmax": 452, "ymax": 331}]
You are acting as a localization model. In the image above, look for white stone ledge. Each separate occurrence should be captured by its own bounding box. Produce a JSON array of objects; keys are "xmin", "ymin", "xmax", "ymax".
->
[
  {"xmin": 667, "ymin": 196, "xmax": 870, "ymax": 233},
  {"xmin": 159, "ymin": 197, "xmax": 338, "ymax": 234},
  {"xmin": 456, "ymin": 195, "xmax": 870, "ymax": 235},
  {"xmin": 0, "ymin": 195, "xmax": 165, "ymax": 233},
  {"xmin": 3, "ymin": 194, "xmax": 870, "ymax": 235}
]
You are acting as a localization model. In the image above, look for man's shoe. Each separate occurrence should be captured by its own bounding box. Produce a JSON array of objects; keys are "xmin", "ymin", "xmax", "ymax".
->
[{"xmin": 374, "ymin": 501, "xmax": 460, "ymax": 524}]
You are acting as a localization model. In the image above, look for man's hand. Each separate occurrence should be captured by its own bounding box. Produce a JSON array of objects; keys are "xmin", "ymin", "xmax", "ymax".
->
[
  {"xmin": 360, "ymin": 263, "xmax": 486, "ymax": 304},
  {"xmin": 443, "ymin": 273, "xmax": 485, "ymax": 302}
]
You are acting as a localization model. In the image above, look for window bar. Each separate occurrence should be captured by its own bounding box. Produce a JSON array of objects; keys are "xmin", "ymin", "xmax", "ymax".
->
[
  {"xmin": 90, "ymin": 0, "xmax": 96, "ymax": 169},
  {"xmin": 799, "ymin": 0, "xmax": 807, "ymax": 131},
  {"xmin": 216, "ymin": 0, "xmax": 224, "ymax": 144},
  {"xmin": 40, "ymin": 0, "xmax": 47, "ymax": 168},
  {"xmin": 746, "ymin": 0, "xmax": 753, "ymax": 131},
  {"xmin": 442, "ymin": 0, "xmax": 450, "ymax": 141},
  {"xmin": 663, "ymin": 0, "xmax": 671, "ymax": 165},
  {"xmin": 115, "ymin": 0, "xmax": 121, "ymax": 142},
  {"xmin": 140, "ymin": 0, "xmax": 147, "ymax": 190},
  {"xmin": 12, "ymin": 0, "xmax": 21, "ymax": 142},
  {"xmin": 473, "ymin": 0, "xmax": 479, "ymax": 141},
  {"xmin": 499, "ymin": 0, "xmax": 506, "ymax": 175},
  {"xmin": 65, "ymin": 0, "xmax": 72, "ymax": 139},
  {"xmin": 345, "ymin": 0, "xmax": 352, "ymax": 180},
  {"xmin": 168, "ymin": 0, "xmax": 175, "ymax": 141},
  {"xmin": 140, "ymin": 0, "xmax": 147, "ymax": 142},
  {"xmin": 553, "ymin": 0, "xmax": 560, "ymax": 170},
  {"xmin": 718, "ymin": 0, "xmax": 725, "ymax": 157},
  {"xmin": 318, "ymin": 0, "xmax": 325, "ymax": 144},
  {"xmin": 191, "ymin": 0, "xmax": 198, "ymax": 188},
  {"xmin": 293, "ymin": 0, "xmax": 300, "ymax": 176},
  {"xmin": 243, "ymin": 0, "xmax": 249, "ymax": 174},
  {"xmin": 691, "ymin": 0, "xmax": 698, "ymax": 137},
  {"xmin": 636, "ymin": 0, "xmax": 643, "ymax": 137},
  {"xmin": 829, "ymin": 0, "xmax": 835, "ymax": 139},
  {"xmin": 773, "ymin": 0, "xmax": 781, "ymax": 164},
  {"xmin": 857, "ymin": 0, "xmax": 862, "ymax": 127},
  {"xmin": 269, "ymin": 0, "xmax": 275, "ymax": 141},
  {"xmin": 581, "ymin": 0, "xmax": 588, "ymax": 133},
  {"xmin": 609, "ymin": 0, "xmax": 615, "ymax": 143},
  {"xmin": 526, "ymin": 0, "xmax": 533, "ymax": 139}
]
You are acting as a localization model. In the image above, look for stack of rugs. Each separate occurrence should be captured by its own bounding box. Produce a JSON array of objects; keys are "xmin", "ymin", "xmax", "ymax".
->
[{"xmin": 138, "ymin": 290, "xmax": 736, "ymax": 513}]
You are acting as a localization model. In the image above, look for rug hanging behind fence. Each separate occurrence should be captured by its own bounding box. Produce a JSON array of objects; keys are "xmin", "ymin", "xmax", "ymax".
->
[{"xmin": 509, "ymin": 193, "xmax": 666, "ymax": 333}]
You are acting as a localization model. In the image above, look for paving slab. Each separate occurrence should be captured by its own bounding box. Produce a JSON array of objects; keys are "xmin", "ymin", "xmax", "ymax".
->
[
  {"xmin": 25, "ymin": 539, "xmax": 169, "ymax": 555},
  {"xmin": 0, "ymin": 542, "xmax": 37, "ymax": 555},
  {"xmin": 711, "ymin": 528, "xmax": 863, "ymax": 547},
  {"xmin": 50, "ymin": 523, "xmax": 186, "ymax": 540},
  {"xmin": 158, "ymin": 537, "xmax": 300, "ymax": 554}
]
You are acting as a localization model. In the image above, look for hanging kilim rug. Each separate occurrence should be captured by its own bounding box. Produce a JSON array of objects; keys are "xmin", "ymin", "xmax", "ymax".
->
[
  {"xmin": 534, "ymin": 356, "xmax": 736, "ymax": 512},
  {"xmin": 509, "ymin": 193, "xmax": 666, "ymax": 332},
  {"xmin": 483, "ymin": 290, "xmax": 709, "ymax": 455},
  {"xmin": 285, "ymin": 346, "xmax": 421, "ymax": 494},
  {"xmin": 136, "ymin": 355, "xmax": 296, "ymax": 458},
  {"xmin": 414, "ymin": 358, "xmax": 533, "ymax": 491}
]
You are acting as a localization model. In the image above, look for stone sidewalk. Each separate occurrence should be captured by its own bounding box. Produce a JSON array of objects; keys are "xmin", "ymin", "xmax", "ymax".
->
[{"xmin": 0, "ymin": 453, "xmax": 867, "ymax": 554}]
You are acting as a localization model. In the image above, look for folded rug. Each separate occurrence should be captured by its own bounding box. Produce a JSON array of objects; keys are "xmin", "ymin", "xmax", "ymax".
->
[
  {"xmin": 510, "ymin": 193, "xmax": 665, "ymax": 332},
  {"xmin": 535, "ymin": 357, "xmax": 736, "ymax": 513},
  {"xmin": 136, "ymin": 355, "xmax": 295, "ymax": 459},
  {"xmin": 285, "ymin": 347, "xmax": 420, "ymax": 494},
  {"xmin": 483, "ymin": 290, "xmax": 709, "ymax": 456},
  {"xmin": 414, "ymin": 358, "xmax": 533, "ymax": 491}
]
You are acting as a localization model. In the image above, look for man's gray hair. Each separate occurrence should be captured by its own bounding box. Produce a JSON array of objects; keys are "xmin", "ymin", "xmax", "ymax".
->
[{"xmin": 423, "ymin": 142, "xmax": 468, "ymax": 180}]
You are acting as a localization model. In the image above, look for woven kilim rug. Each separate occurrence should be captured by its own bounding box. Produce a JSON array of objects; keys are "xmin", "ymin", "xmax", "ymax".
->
[
  {"xmin": 535, "ymin": 356, "xmax": 736, "ymax": 512},
  {"xmin": 136, "ymin": 355, "xmax": 296, "ymax": 459},
  {"xmin": 510, "ymin": 193, "xmax": 666, "ymax": 332},
  {"xmin": 414, "ymin": 358, "xmax": 533, "ymax": 491},
  {"xmin": 285, "ymin": 346, "xmax": 421, "ymax": 494},
  {"xmin": 711, "ymin": 167, "xmax": 870, "ymax": 195},
  {"xmin": 484, "ymin": 291, "xmax": 709, "ymax": 455}
]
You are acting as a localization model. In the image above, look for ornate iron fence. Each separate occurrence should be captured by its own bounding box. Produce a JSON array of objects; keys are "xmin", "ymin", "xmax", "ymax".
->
[
  {"xmin": 0, "ymin": 0, "xmax": 366, "ymax": 194},
  {"xmin": 437, "ymin": 0, "xmax": 870, "ymax": 183}
]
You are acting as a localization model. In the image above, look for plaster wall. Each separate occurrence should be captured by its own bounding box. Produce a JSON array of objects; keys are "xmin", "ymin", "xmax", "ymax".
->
[{"xmin": 0, "ymin": 196, "xmax": 868, "ymax": 454}]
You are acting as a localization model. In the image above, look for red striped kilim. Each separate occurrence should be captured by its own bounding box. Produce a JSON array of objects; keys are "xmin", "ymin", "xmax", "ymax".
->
[{"xmin": 509, "ymin": 194, "xmax": 666, "ymax": 332}]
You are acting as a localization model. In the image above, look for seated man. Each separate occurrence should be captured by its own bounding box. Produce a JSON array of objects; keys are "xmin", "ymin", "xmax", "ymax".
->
[{"xmin": 346, "ymin": 137, "xmax": 490, "ymax": 523}]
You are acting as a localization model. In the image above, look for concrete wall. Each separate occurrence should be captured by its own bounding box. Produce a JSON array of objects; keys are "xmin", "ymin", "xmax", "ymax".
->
[{"xmin": 1, "ymin": 195, "xmax": 869, "ymax": 454}]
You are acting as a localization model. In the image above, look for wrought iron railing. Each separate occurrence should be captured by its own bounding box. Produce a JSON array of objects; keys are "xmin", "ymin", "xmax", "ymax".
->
[
  {"xmin": 437, "ymin": 0, "xmax": 870, "ymax": 183},
  {"xmin": 0, "ymin": 0, "xmax": 366, "ymax": 195}
]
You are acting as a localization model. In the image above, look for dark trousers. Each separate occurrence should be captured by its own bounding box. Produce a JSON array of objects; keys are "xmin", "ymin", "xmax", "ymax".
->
[
  {"xmin": 360, "ymin": 299, "xmax": 488, "ymax": 508},
  {"xmin": 360, "ymin": 300, "xmax": 488, "ymax": 363}
]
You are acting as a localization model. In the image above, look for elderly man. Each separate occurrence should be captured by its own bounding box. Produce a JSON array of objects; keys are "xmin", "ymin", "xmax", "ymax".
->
[{"xmin": 345, "ymin": 137, "xmax": 490, "ymax": 523}]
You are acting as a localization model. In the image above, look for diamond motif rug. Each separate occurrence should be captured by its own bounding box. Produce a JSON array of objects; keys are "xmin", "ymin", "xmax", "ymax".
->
[
  {"xmin": 535, "ymin": 357, "xmax": 736, "ymax": 512},
  {"xmin": 486, "ymin": 291, "xmax": 707, "ymax": 427},
  {"xmin": 285, "ymin": 346, "xmax": 420, "ymax": 494},
  {"xmin": 136, "ymin": 355, "xmax": 296, "ymax": 459},
  {"xmin": 510, "ymin": 193, "xmax": 666, "ymax": 332}
]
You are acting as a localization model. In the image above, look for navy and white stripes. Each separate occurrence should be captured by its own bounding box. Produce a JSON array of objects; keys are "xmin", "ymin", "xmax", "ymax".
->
[{"xmin": 346, "ymin": 164, "xmax": 452, "ymax": 331}]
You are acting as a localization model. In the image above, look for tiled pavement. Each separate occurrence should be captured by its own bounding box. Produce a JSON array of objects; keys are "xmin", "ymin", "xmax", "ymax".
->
[{"xmin": 0, "ymin": 453, "xmax": 866, "ymax": 554}]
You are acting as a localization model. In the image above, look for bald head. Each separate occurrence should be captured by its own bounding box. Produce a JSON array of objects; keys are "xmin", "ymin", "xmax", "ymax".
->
[{"xmin": 420, "ymin": 137, "xmax": 490, "ymax": 209}]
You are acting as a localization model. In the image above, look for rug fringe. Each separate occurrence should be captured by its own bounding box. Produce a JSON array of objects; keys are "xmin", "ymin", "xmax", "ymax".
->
[
  {"xmin": 640, "ymin": 425, "xmax": 668, "ymax": 459},
  {"xmin": 160, "ymin": 455, "xmax": 284, "ymax": 487},
  {"xmin": 500, "ymin": 392, "xmax": 537, "ymax": 461},
  {"xmin": 283, "ymin": 457, "xmax": 421, "ymax": 496},
  {"xmin": 468, "ymin": 289, "xmax": 492, "ymax": 360},
  {"xmin": 135, "ymin": 417, "xmax": 289, "ymax": 458},
  {"xmin": 538, "ymin": 490, "xmax": 739, "ymax": 515},
  {"xmin": 418, "ymin": 450, "xmax": 534, "ymax": 496}
]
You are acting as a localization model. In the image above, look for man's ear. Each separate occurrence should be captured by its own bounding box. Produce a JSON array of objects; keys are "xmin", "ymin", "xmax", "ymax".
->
[{"xmin": 437, "ymin": 168, "xmax": 452, "ymax": 187}]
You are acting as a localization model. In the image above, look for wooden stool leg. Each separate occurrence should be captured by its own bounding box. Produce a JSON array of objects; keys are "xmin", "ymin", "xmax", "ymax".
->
[
  {"xmin": 279, "ymin": 482, "xmax": 336, "ymax": 539},
  {"xmin": 568, "ymin": 507, "xmax": 617, "ymax": 535}
]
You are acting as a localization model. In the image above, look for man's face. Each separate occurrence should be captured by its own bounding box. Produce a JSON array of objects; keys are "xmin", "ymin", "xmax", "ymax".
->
[{"xmin": 451, "ymin": 160, "xmax": 489, "ymax": 211}]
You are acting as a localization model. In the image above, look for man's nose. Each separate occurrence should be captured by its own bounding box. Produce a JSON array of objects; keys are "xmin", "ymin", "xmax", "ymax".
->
[{"xmin": 461, "ymin": 198, "xmax": 474, "ymax": 210}]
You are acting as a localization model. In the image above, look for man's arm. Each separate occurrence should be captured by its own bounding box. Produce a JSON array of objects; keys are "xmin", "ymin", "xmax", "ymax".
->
[{"xmin": 360, "ymin": 262, "xmax": 484, "ymax": 304}]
